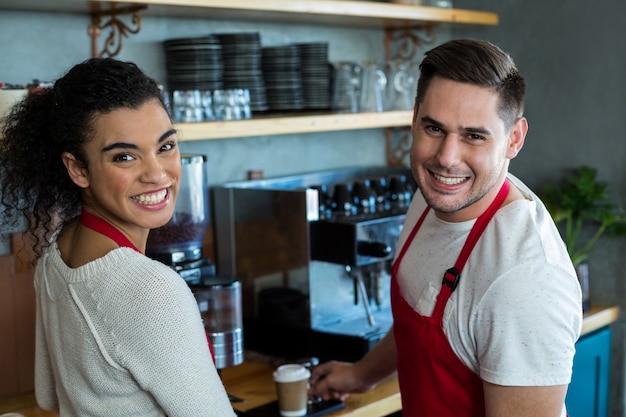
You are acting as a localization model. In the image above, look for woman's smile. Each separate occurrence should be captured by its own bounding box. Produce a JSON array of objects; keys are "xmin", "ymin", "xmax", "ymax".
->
[{"xmin": 131, "ymin": 188, "xmax": 169, "ymax": 206}]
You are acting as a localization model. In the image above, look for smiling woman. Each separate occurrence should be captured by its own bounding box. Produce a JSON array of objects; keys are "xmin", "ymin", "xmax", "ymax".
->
[
  {"xmin": 60, "ymin": 99, "xmax": 182, "ymax": 254},
  {"xmin": 0, "ymin": 58, "xmax": 236, "ymax": 417}
]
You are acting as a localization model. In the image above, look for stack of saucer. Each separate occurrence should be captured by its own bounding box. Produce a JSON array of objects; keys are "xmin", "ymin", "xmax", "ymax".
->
[
  {"xmin": 296, "ymin": 42, "xmax": 331, "ymax": 110},
  {"xmin": 163, "ymin": 35, "xmax": 223, "ymax": 92},
  {"xmin": 214, "ymin": 32, "xmax": 268, "ymax": 112},
  {"xmin": 262, "ymin": 45, "xmax": 304, "ymax": 111}
]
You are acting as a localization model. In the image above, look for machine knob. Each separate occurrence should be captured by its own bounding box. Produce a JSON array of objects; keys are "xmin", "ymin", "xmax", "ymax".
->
[
  {"xmin": 353, "ymin": 179, "xmax": 376, "ymax": 214},
  {"xmin": 357, "ymin": 241, "xmax": 392, "ymax": 258},
  {"xmin": 333, "ymin": 182, "xmax": 357, "ymax": 215},
  {"xmin": 388, "ymin": 174, "xmax": 413, "ymax": 209},
  {"xmin": 369, "ymin": 176, "xmax": 390, "ymax": 211}
]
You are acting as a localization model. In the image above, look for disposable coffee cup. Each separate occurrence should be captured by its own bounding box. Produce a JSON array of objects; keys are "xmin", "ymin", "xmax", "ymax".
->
[{"xmin": 273, "ymin": 364, "xmax": 311, "ymax": 417}]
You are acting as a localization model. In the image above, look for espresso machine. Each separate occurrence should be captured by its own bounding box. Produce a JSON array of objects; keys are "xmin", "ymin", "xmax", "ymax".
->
[
  {"xmin": 212, "ymin": 166, "xmax": 415, "ymax": 362},
  {"xmin": 147, "ymin": 154, "xmax": 243, "ymax": 370}
]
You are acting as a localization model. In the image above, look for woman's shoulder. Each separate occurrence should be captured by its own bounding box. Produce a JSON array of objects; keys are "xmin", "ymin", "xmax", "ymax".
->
[
  {"xmin": 44, "ymin": 245, "xmax": 187, "ymax": 295},
  {"xmin": 87, "ymin": 249, "xmax": 196, "ymax": 316},
  {"xmin": 109, "ymin": 249, "xmax": 187, "ymax": 289}
]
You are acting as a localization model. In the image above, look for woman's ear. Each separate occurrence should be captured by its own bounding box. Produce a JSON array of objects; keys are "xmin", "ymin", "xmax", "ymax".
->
[{"xmin": 62, "ymin": 152, "xmax": 89, "ymax": 189}]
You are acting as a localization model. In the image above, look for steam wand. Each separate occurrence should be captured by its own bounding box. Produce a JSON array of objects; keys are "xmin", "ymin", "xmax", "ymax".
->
[{"xmin": 345, "ymin": 266, "xmax": 376, "ymax": 326}]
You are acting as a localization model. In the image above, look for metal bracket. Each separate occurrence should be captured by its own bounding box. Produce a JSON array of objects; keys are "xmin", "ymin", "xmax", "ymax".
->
[
  {"xmin": 385, "ymin": 127, "xmax": 412, "ymax": 167},
  {"xmin": 88, "ymin": 2, "xmax": 147, "ymax": 58},
  {"xmin": 383, "ymin": 26, "xmax": 436, "ymax": 167},
  {"xmin": 384, "ymin": 25, "xmax": 437, "ymax": 62}
]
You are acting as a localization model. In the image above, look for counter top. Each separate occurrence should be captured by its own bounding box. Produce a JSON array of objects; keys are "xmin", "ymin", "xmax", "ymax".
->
[
  {"xmin": 222, "ymin": 361, "xmax": 400, "ymax": 416},
  {"xmin": 0, "ymin": 363, "xmax": 400, "ymax": 417},
  {"xmin": 1, "ymin": 305, "xmax": 618, "ymax": 417},
  {"xmin": 581, "ymin": 305, "xmax": 619, "ymax": 336}
]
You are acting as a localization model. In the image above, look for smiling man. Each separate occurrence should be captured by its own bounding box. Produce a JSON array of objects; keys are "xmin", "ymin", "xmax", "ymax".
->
[{"xmin": 311, "ymin": 39, "xmax": 582, "ymax": 417}]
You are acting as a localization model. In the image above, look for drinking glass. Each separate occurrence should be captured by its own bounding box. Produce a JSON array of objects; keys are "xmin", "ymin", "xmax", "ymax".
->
[
  {"xmin": 172, "ymin": 90, "xmax": 203, "ymax": 123},
  {"xmin": 331, "ymin": 62, "xmax": 363, "ymax": 113},
  {"xmin": 360, "ymin": 62, "xmax": 387, "ymax": 113}
]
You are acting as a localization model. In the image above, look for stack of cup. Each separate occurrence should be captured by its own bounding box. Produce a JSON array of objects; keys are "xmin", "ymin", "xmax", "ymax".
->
[{"xmin": 273, "ymin": 364, "xmax": 311, "ymax": 417}]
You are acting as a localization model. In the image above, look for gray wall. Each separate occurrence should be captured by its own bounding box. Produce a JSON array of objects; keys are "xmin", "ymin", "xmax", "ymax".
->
[
  {"xmin": 0, "ymin": 9, "xmax": 424, "ymax": 253},
  {"xmin": 2, "ymin": 2, "xmax": 626, "ymax": 415},
  {"xmin": 455, "ymin": 1, "xmax": 626, "ymax": 416},
  {"xmin": 0, "ymin": 10, "xmax": 391, "ymax": 186}
]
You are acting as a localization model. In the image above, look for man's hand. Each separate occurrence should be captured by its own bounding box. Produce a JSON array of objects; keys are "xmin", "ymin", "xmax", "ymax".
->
[
  {"xmin": 310, "ymin": 330, "xmax": 398, "ymax": 401},
  {"xmin": 309, "ymin": 361, "xmax": 374, "ymax": 401}
]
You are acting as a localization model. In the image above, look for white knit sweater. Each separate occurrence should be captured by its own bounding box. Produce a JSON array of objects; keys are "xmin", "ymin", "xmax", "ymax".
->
[{"xmin": 34, "ymin": 241, "xmax": 236, "ymax": 417}]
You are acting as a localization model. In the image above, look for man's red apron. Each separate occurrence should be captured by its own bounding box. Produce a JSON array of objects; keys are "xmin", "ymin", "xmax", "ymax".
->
[{"xmin": 390, "ymin": 181, "xmax": 509, "ymax": 416}]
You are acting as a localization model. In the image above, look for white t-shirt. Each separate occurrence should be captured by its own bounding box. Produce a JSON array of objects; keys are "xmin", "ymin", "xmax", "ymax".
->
[
  {"xmin": 34, "ymin": 242, "xmax": 236, "ymax": 417},
  {"xmin": 395, "ymin": 174, "xmax": 582, "ymax": 400}
]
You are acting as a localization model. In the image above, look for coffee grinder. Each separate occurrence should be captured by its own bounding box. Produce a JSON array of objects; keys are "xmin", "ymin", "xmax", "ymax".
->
[{"xmin": 147, "ymin": 154, "xmax": 243, "ymax": 370}]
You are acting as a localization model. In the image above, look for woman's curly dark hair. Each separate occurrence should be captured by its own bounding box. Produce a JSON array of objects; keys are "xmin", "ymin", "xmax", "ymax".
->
[{"xmin": 0, "ymin": 57, "xmax": 167, "ymax": 259}]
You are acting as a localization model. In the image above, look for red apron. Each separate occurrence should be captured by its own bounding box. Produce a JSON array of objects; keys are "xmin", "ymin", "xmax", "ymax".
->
[
  {"xmin": 390, "ymin": 181, "xmax": 509, "ymax": 416},
  {"xmin": 80, "ymin": 210, "xmax": 216, "ymax": 363}
]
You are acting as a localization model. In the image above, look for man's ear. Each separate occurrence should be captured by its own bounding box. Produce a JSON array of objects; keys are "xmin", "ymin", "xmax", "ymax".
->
[
  {"xmin": 506, "ymin": 117, "xmax": 528, "ymax": 160},
  {"xmin": 62, "ymin": 152, "xmax": 89, "ymax": 189}
]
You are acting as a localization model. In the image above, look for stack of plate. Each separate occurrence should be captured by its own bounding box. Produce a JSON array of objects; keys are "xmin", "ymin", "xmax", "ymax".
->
[
  {"xmin": 296, "ymin": 42, "xmax": 331, "ymax": 110},
  {"xmin": 262, "ymin": 45, "xmax": 304, "ymax": 111},
  {"xmin": 163, "ymin": 35, "xmax": 223, "ymax": 92},
  {"xmin": 215, "ymin": 32, "xmax": 268, "ymax": 112}
]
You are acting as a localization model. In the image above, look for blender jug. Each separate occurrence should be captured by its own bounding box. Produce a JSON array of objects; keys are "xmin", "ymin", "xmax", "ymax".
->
[{"xmin": 147, "ymin": 154, "xmax": 209, "ymax": 264}]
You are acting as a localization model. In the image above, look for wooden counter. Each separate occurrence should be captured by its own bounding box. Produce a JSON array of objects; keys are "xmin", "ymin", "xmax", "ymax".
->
[
  {"xmin": 581, "ymin": 305, "xmax": 619, "ymax": 336},
  {"xmin": 221, "ymin": 361, "xmax": 400, "ymax": 417},
  {"xmin": 0, "ymin": 363, "xmax": 400, "ymax": 417},
  {"xmin": 1, "ymin": 305, "xmax": 618, "ymax": 417}
]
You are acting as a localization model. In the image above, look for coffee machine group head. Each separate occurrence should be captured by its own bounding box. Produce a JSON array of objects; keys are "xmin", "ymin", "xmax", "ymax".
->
[{"xmin": 147, "ymin": 154, "xmax": 243, "ymax": 370}]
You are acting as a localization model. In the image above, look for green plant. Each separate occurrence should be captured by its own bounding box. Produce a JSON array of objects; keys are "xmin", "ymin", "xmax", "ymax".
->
[{"xmin": 542, "ymin": 166, "xmax": 626, "ymax": 267}]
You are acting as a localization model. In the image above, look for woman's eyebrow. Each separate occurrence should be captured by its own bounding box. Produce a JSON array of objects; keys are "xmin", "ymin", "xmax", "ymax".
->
[
  {"xmin": 102, "ymin": 142, "xmax": 137, "ymax": 152},
  {"xmin": 101, "ymin": 129, "xmax": 177, "ymax": 152},
  {"xmin": 159, "ymin": 129, "xmax": 177, "ymax": 142}
]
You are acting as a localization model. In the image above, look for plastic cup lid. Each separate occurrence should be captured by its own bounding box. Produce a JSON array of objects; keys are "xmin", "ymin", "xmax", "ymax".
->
[{"xmin": 273, "ymin": 364, "xmax": 311, "ymax": 382}]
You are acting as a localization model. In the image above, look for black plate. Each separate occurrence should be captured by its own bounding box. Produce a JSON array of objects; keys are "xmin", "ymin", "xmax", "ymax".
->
[{"xmin": 236, "ymin": 399, "xmax": 344, "ymax": 417}]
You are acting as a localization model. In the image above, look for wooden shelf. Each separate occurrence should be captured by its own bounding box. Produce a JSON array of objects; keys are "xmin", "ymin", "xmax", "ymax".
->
[
  {"xmin": 175, "ymin": 110, "xmax": 413, "ymax": 141},
  {"xmin": 109, "ymin": 0, "xmax": 498, "ymax": 28},
  {"xmin": 0, "ymin": 1, "xmax": 496, "ymax": 141},
  {"xmin": 0, "ymin": 0, "xmax": 498, "ymax": 28}
]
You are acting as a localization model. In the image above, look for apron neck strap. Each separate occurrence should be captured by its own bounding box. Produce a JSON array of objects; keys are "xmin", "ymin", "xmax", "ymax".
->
[
  {"xmin": 80, "ymin": 209, "xmax": 142, "ymax": 254},
  {"xmin": 442, "ymin": 179, "xmax": 510, "ymax": 291}
]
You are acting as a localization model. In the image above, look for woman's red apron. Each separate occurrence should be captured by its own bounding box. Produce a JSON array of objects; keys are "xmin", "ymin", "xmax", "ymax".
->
[
  {"xmin": 390, "ymin": 181, "xmax": 509, "ymax": 416},
  {"xmin": 80, "ymin": 210, "xmax": 216, "ymax": 363}
]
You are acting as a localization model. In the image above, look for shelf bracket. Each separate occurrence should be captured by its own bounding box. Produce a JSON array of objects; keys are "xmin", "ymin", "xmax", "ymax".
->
[
  {"xmin": 385, "ymin": 127, "xmax": 412, "ymax": 168},
  {"xmin": 383, "ymin": 27, "xmax": 435, "ymax": 167},
  {"xmin": 88, "ymin": 2, "xmax": 148, "ymax": 58},
  {"xmin": 384, "ymin": 25, "xmax": 437, "ymax": 62}
]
